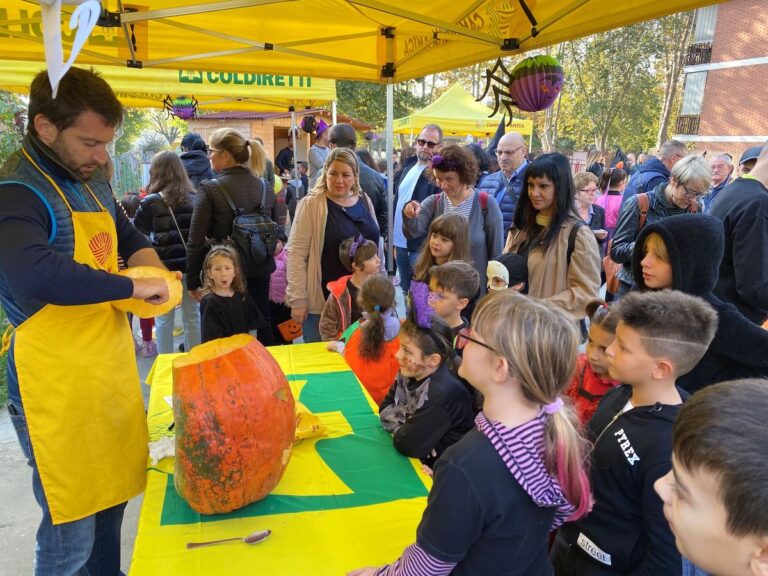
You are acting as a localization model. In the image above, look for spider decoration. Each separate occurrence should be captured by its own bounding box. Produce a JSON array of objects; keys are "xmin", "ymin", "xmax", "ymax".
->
[
  {"xmin": 478, "ymin": 55, "xmax": 564, "ymax": 122},
  {"xmin": 163, "ymin": 95, "xmax": 199, "ymax": 120}
]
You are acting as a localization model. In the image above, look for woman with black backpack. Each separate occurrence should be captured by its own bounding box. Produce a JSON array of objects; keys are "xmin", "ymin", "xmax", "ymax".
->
[
  {"xmin": 134, "ymin": 150, "xmax": 201, "ymax": 353},
  {"xmin": 186, "ymin": 128, "xmax": 286, "ymax": 346}
]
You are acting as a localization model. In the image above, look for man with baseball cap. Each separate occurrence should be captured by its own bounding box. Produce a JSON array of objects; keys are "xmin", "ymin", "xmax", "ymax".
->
[{"xmin": 736, "ymin": 145, "xmax": 763, "ymax": 177}]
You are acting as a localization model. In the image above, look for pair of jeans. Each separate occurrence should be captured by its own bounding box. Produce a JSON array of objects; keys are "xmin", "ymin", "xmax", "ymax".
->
[
  {"xmin": 394, "ymin": 247, "xmax": 418, "ymax": 295},
  {"xmin": 8, "ymin": 402, "xmax": 127, "ymax": 576},
  {"xmin": 301, "ymin": 313, "xmax": 321, "ymax": 343},
  {"xmin": 155, "ymin": 274, "xmax": 201, "ymax": 354}
]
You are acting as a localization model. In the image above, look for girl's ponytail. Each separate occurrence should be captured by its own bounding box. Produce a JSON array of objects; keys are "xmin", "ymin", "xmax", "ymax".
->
[
  {"xmin": 358, "ymin": 275, "xmax": 395, "ymax": 361},
  {"xmin": 545, "ymin": 408, "xmax": 593, "ymax": 521}
]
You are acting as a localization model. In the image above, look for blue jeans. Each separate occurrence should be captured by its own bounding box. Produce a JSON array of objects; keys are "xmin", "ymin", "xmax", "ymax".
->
[
  {"xmin": 8, "ymin": 401, "xmax": 127, "ymax": 576},
  {"xmin": 302, "ymin": 313, "xmax": 322, "ymax": 343},
  {"xmin": 395, "ymin": 247, "xmax": 418, "ymax": 295},
  {"xmin": 155, "ymin": 274, "xmax": 201, "ymax": 354}
]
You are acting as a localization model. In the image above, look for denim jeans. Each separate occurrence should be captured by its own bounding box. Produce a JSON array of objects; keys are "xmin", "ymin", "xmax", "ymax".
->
[
  {"xmin": 301, "ymin": 313, "xmax": 322, "ymax": 343},
  {"xmin": 155, "ymin": 274, "xmax": 201, "ymax": 354},
  {"xmin": 395, "ymin": 247, "xmax": 419, "ymax": 295},
  {"xmin": 8, "ymin": 401, "xmax": 127, "ymax": 576}
]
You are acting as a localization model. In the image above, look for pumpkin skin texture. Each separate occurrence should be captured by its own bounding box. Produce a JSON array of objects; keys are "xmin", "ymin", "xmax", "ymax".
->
[
  {"xmin": 172, "ymin": 334, "xmax": 296, "ymax": 514},
  {"xmin": 112, "ymin": 266, "xmax": 183, "ymax": 318}
]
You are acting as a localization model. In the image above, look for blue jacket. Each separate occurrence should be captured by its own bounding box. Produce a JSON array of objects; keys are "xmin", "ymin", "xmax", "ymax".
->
[
  {"xmin": 476, "ymin": 163, "xmax": 525, "ymax": 234},
  {"xmin": 622, "ymin": 157, "xmax": 670, "ymax": 204}
]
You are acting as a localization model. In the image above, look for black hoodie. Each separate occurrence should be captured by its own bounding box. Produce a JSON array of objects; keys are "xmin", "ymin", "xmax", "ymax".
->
[
  {"xmin": 561, "ymin": 385, "xmax": 685, "ymax": 575},
  {"xmin": 180, "ymin": 150, "xmax": 214, "ymax": 190},
  {"xmin": 632, "ymin": 213, "xmax": 768, "ymax": 394}
]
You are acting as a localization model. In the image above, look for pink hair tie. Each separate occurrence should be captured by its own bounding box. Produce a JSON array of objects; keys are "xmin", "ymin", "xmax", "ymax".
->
[{"xmin": 542, "ymin": 397, "xmax": 564, "ymax": 415}]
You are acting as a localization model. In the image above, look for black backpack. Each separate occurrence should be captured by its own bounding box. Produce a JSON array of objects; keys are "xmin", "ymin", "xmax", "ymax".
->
[{"xmin": 213, "ymin": 179, "xmax": 278, "ymax": 277}]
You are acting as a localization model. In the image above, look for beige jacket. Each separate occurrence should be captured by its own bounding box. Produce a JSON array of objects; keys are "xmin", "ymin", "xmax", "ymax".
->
[
  {"xmin": 504, "ymin": 217, "xmax": 601, "ymax": 319},
  {"xmin": 285, "ymin": 191, "xmax": 378, "ymax": 314}
]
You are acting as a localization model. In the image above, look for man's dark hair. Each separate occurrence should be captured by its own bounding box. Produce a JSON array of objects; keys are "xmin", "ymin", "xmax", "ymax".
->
[
  {"xmin": 27, "ymin": 67, "xmax": 123, "ymax": 137},
  {"xmin": 614, "ymin": 291, "xmax": 717, "ymax": 375},
  {"xmin": 329, "ymin": 123, "xmax": 357, "ymax": 149},
  {"xmin": 673, "ymin": 379, "xmax": 768, "ymax": 538},
  {"xmin": 430, "ymin": 260, "xmax": 480, "ymax": 301},
  {"xmin": 180, "ymin": 133, "xmax": 207, "ymax": 152}
]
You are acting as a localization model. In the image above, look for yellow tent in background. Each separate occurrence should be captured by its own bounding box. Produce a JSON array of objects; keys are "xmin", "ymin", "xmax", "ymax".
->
[
  {"xmin": 393, "ymin": 83, "xmax": 532, "ymax": 138},
  {"xmin": 0, "ymin": 0, "xmax": 721, "ymax": 84},
  {"xmin": 0, "ymin": 60, "xmax": 336, "ymax": 111}
]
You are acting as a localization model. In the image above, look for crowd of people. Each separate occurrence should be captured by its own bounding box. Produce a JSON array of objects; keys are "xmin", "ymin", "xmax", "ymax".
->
[{"xmin": 0, "ymin": 66, "xmax": 767, "ymax": 576}]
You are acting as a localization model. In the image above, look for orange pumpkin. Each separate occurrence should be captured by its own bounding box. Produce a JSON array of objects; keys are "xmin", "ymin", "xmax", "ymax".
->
[
  {"xmin": 172, "ymin": 334, "xmax": 296, "ymax": 514},
  {"xmin": 112, "ymin": 266, "xmax": 183, "ymax": 318}
]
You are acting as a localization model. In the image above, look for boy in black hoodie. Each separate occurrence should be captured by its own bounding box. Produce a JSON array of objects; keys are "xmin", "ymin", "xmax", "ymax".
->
[
  {"xmin": 632, "ymin": 213, "xmax": 768, "ymax": 394},
  {"xmin": 551, "ymin": 291, "xmax": 718, "ymax": 576}
]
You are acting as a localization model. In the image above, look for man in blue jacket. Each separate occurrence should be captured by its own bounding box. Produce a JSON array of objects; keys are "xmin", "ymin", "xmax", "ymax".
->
[
  {"xmin": 392, "ymin": 124, "xmax": 442, "ymax": 294},
  {"xmin": 622, "ymin": 140, "xmax": 687, "ymax": 204},
  {"xmin": 476, "ymin": 131, "xmax": 528, "ymax": 235}
]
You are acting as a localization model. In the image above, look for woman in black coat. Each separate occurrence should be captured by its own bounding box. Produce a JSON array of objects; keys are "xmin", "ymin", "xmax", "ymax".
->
[
  {"xmin": 134, "ymin": 150, "xmax": 200, "ymax": 353},
  {"xmin": 186, "ymin": 128, "xmax": 286, "ymax": 346}
]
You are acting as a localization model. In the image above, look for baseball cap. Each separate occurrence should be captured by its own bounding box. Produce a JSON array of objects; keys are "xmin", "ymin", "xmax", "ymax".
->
[{"xmin": 739, "ymin": 145, "xmax": 764, "ymax": 165}]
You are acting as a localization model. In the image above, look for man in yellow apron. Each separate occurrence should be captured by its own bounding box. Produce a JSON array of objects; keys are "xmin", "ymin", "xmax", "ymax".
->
[{"xmin": 0, "ymin": 68, "xmax": 172, "ymax": 575}]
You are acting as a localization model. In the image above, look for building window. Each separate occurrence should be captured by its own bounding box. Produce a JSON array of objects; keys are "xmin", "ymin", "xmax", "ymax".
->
[
  {"xmin": 681, "ymin": 72, "xmax": 707, "ymax": 115},
  {"xmin": 693, "ymin": 5, "xmax": 718, "ymax": 43}
]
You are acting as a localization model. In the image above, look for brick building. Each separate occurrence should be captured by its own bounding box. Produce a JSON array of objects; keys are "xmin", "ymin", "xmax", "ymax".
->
[{"xmin": 674, "ymin": 0, "xmax": 768, "ymax": 161}]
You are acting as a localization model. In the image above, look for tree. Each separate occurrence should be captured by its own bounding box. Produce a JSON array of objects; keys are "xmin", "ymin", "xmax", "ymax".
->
[
  {"xmin": 115, "ymin": 108, "xmax": 150, "ymax": 155},
  {"xmin": 0, "ymin": 91, "xmax": 25, "ymax": 164},
  {"xmin": 654, "ymin": 11, "xmax": 695, "ymax": 147},
  {"xmin": 335, "ymin": 80, "xmax": 429, "ymax": 129},
  {"xmin": 147, "ymin": 110, "xmax": 188, "ymax": 146}
]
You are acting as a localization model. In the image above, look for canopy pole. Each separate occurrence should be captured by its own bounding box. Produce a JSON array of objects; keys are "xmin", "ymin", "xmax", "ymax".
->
[
  {"xmin": 290, "ymin": 107, "xmax": 299, "ymax": 180},
  {"xmin": 332, "ymin": 100, "xmax": 338, "ymax": 125},
  {"xmin": 386, "ymin": 81, "xmax": 394, "ymax": 274}
]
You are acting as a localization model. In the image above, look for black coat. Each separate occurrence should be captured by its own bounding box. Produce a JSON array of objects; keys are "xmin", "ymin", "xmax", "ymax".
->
[
  {"xmin": 186, "ymin": 166, "xmax": 286, "ymax": 289},
  {"xmin": 392, "ymin": 156, "xmax": 441, "ymax": 252},
  {"xmin": 180, "ymin": 150, "xmax": 213, "ymax": 190},
  {"xmin": 633, "ymin": 213, "xmax": 768, "ymax": 393},
  {"xmin": 134, "ymin": 192, "xmax": 195, "ymax": 272},
  {"xmin": 358, "ymin": 162, "xmax": 388, "ymax": 235}
]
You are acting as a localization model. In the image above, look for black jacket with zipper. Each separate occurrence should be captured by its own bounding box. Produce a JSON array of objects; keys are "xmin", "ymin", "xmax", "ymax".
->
[{"xmin": 561, "ymin": 384, "xmax": 686, "ymax": 575}]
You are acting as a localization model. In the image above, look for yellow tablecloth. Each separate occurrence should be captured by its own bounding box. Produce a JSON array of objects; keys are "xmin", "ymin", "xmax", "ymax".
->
[{"xmin": 130, "ymin": 342, "xmax": 430, "ymax": 575}]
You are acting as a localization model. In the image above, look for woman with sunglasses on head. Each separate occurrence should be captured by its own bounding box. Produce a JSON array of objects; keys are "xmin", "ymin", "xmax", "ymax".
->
[
  {"xmin": 610, "ymin": 154, "xmax": 709, "ymax": 299},
  {"xmin": 186, "ymin": 127, "xmax": 285, "ymax": 346},
  {"xmin": 504, "ymin": 153, "xmax": 602, "ymax": 321},
  {"xmin": 286, "ymin": 148, "xmax": 382, "ymax": 343},
  {"xmin": 403, "ymin": 144, "xmax": 504, "ymax": 295}
]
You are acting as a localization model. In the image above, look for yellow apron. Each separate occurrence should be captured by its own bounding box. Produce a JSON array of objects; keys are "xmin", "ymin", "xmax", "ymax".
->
[{"xmin": 12, "ymin": 156, "xmax": 148, "ymax": 524}]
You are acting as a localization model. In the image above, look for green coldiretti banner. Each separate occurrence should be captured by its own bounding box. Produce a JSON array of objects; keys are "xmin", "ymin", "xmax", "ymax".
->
[{"xmin": 0, "ymin": 60, "xmax": 336, "ymax": 110}]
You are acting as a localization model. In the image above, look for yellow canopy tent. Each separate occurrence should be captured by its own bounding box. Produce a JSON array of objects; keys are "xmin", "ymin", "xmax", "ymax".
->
[
  {"xmin": 0, "ymin": 0, "xmax": 721, "ymax": 83},
  {"xmin": 393, "ymin": 83, "xmax": 532, "ymax": 138},
  {"xmin": 0, "ymin": 60, "xmax": 336, "ymax": 111}
]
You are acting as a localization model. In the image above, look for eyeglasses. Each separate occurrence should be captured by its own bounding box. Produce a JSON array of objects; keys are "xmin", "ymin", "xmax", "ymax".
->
[
  {"xmin": 207, "ymin": 147, "xmax": 220, "ymax": 156},
  {"xmin": 496, "ymin": 146, "xmax": 523, "ymax": 157},
  {"xmin": 416, "ymin": 138, "xmax": 439, "ymax": 149},
  {"xmin": 455, "ymin": 329, "xmax": 498, "ymax": 353},
  {"xmin": 680, "ymin": 182, "xmax": 707, "ymax": 199},
  {"xmin": 579, "ymin": 187, "xmax": 598, "ymax": 194}
]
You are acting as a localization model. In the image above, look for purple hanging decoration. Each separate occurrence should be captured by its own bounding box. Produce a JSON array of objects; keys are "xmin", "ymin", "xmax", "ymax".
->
[
  {"xmin": 163, "ymin": 95, "xmax": 198, "ymax": 120},
  {"xmin": 478, "ymin": 55, "xmax": 564, "ymax": 123}
]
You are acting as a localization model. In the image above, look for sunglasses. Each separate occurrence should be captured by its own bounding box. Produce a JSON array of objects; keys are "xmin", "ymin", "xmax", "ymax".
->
[
  {"xmin": 455, "ymin": 329, "xmax": 498, "ymax": 354},
  {"xmin": 416, "ymin": 138, "xmax": 439, "ymax": 149}
]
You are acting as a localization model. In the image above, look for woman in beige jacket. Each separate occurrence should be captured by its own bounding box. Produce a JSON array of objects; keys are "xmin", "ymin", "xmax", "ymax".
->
[
  {"xmin": 504, "ymin": 153, "xmax": 601, "ymax": 320},
  {"xmin": 286, "ymin": 148, "xmax": 381, "ymax": 342}
]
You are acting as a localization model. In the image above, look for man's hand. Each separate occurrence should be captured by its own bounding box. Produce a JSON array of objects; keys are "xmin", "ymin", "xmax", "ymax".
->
[
  {"xmin": 403, "ymin": 200, "xmax": 421, "ymax": 219},
  {"xmin": 126, "ymin": 247, "xmax": 166, "ymax": 269},
  {"xmin": 594, "ymin": 229, "xmax": 608, "ymax": 240},
  {"xmin": 291, "ymin": 306, "xmax": 308, "ymax": 324},
  {"xmin": 188, "ymin": 289, "xmax": 203, "ymax": 303},
  {"xmin": 132, "ymin": 277, "xmax": 170, "ymax": 305}
]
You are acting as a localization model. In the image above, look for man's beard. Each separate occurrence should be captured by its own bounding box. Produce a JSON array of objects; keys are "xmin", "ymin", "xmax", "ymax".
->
[
  {"xmin": 417, "ymin": 150, "xmax": 432, "ymax": 162},
  {"xmin": 50, "ymin": 135, "xmax": 98, "ymax": 181}
]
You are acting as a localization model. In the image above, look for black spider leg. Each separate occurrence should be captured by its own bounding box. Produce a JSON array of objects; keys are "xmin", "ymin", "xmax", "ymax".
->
[{"xmin": 479, "ymin": 58, "xmax": 517, "ymax": 116}]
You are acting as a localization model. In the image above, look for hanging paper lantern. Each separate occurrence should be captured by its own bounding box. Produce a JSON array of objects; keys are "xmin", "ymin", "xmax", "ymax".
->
[
  {"xmin": 166, "ymin": 95, "xmax": 198, "ymax": 120},
  {"xmin": 508, "ymin": 55, "xmax": 564, "ymax": 112}
]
